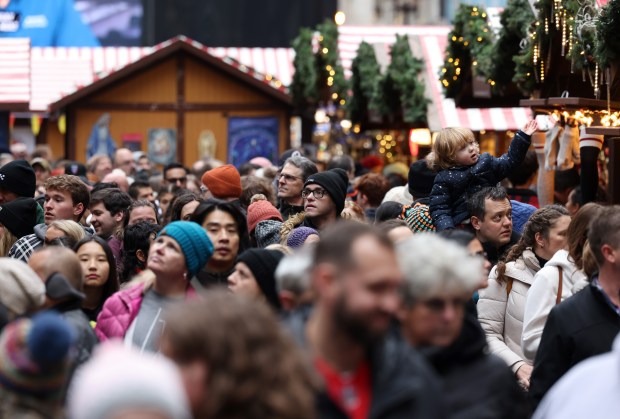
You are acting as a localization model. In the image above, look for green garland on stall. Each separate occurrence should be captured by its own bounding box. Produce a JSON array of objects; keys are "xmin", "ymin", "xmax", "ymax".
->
[
  {"xmin": 480, "ymin": 0, "xmax": 535, "ymax": 93},
  {"xmin": 565, "ymin": 0, "xmax": 598, "ymax": 73},
  {"xmin": 348, "ymin": 42, "xmax": 381, "ymax": 124},
  {"xmin": 594, "ymin": 0, "xmax": 620, "ymax": 69},
  {"xmin": 373, "ymin": 34, "xmax": 428, "ymax": 125},
  {"xmin": 316, "ymin": 19, "xmax": 348, "ymax": 101},
  {"xmin": 513, "ymin": 0, "xmax": 552, "ymax": 94},
  {"xmin": 291, "ymin": 28, "xmax": 318, "ymax": 108},
  {"xmin": 440, "ymin": 4, "xmax": 494, "ymax": 98}
]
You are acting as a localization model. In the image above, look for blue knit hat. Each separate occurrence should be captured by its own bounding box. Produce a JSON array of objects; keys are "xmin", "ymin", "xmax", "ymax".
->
[
  {"xmin": 510, "ymin": 200, "xmax": 537, "ymax": 234},
  {"xmin": 159, "ymin": 221, "xmax": 214, "ymax": 278}
]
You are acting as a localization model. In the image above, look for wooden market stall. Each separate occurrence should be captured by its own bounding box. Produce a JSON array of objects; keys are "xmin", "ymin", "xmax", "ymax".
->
[{"xmin": 48, "ymin": 37, "xmax": 293, "ymax": 166}]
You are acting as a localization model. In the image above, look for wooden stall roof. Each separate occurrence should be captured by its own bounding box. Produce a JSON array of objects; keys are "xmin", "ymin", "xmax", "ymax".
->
[{"xmin": 49, "ymin": 35, "xmax": 292, "ymax": 112}]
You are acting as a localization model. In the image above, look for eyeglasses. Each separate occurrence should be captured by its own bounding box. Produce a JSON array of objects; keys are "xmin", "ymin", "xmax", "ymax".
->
[
  {"xmin": 422, "ymin": 297, "xmax": 468, "ymax": 313},
  {"xmin": 278, "ymin": 173, "xmax": 303, "ymax": 182},
  {"xmin": 301, "ymin": 188, "xmax": 325, "ymax": 199},
  {"xmin": 167, "ymin": 177, "xmax": 187, "ymax": 184}
]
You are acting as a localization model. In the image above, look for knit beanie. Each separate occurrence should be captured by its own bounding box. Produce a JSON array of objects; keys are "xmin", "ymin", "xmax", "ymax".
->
[
  {"xmin": 382, "ymin": 185, "xmax": 413, "ymax": 206},
  {"xmin": 237, "ymin": 249, "xmax": 284, "ymax": 310},
  {"xmin": 405, "ymin": 203, "xmax": 436, "ymax": 233},
  {"xmin": 255, "ymin": 220, "xmax": 282, "ymax": 248},
  {"xmin": 286, "ymin": 227, "xmax": 319, "ymax": 249},
  {"xmin": 0, "ymin": 259, "xmax": 46, "ymax": 320},
  {"xmin": 0, "ymin": 311, "xmax": 75, "ymax": 399},
  {"xmin": 0, "ymin": 160, "xmax": 36, "ymax": 198},
  {"xmin": 303, "ymin": 168, "xmax": 349, "ymax": 215},
  {"xmin": 159, "ymin": 221, "xmax": 214, "ymax": 278},
  {"xmin": 510, "ymin": 200, "xmax": 537, "ymax": 234},
  {"xmin": 201, "ymin": 165, "xmax": 242, "ymax": 199},
  {"xmin": 247, "ymin": 195, "xmax": 283, "ymax": 234},
  {"xmin": 408, "ymin": 160, "xmax": 436, "ymax": 198},
  {"xmin": 0, "ymin": 197, "xmax": 38, "ymax": 239},
  {"xmin": 68, "ymin": 342, "xmax": 191, "ymax": 419}
]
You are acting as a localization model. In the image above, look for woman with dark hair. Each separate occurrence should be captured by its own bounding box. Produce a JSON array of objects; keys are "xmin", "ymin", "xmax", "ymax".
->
[
  {"xmin": 75, "ymin": 236, "xmax": 120, "ymax": 321},
  {"xmin": 121, "ymin": 221, "xmax": 162, "ymax": 283},
  {"xmin": 478, "ymin": 205, "xmax": 571, "ymax": 391},
  {"xmin": 169, "ymin": 192, "xmax": 202, "ymax": 222},
  {"xmin": 191, "ymin": 199, "xmax": 251, "ymax": 287}
]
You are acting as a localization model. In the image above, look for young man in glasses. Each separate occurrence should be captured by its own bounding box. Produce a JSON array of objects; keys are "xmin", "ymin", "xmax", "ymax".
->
[
  {"xmin": 300, "ymin": 168, "xmax": 348, "ymax": 231},
  {"xmin": 277, "ymin": 156, "xmax": 317, "ymax": 220}
]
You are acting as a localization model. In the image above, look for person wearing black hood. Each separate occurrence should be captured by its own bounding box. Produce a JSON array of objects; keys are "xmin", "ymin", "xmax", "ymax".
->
[
  {"xmin": 301, "ymin": 168, "xmax": 348, "ymax": 232},
  {"xmin": 397, "ymin": 234, "xmax": 526, "ymax": 419}
]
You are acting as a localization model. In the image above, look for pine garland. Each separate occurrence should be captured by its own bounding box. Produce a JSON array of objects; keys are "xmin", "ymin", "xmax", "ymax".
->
[
  {"xmin": 316, "ymin": 19, "xmax": 348, "ymax": 101},
  {"xmin": 440, "ymin": 4, "xmax": 494, "ymax": 98},
  {"xmin": 291, "ymin": 28, "xmax": 318, "ymax": 108},
  {"xmin": 348, "ymin": 42, "xmax": 381, "ymax": 124},
  {"xmin": 373, "ymin": 34, "xmax": 428, "ymax": 125},
  {"xmin": 595, "ymin": 0, "xmax": 620, "ymax": 69},
  {"xmin": 481, "ymin": 0, "xmax": 535, "ymax": 93}
]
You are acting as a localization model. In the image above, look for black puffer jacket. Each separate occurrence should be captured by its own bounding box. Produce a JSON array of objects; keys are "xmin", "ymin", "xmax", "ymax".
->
[
  {"xmin": 421, "ymin": 313, "xmax": 527, "ymax": 419},
  {"xmin": 285, "ymin": 307, "xmax": 445, "ymax": 419},
  {"xmin": 529, "ymin": 280, "xmax": 620, "ymax": 409}
]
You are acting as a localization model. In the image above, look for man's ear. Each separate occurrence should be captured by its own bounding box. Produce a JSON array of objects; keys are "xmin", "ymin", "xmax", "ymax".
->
[
  {"xmin": 278, "ymin": 290, "xmax": 297, "ymax": 312},
  {"xmin": 73, "ymin": 202, "xmax": 84, "ymax": 219},
  {"xmin": 312, "ymin": 263, "xmax": 338, "ymax": 299},
  {"xmin": 471, "ymin": 215, "xmax": 481, "ymax": 231},
  {"xmin": 601, "ymin": 244, "xmax": 617, "ymax": 264},
  {"xmin": 113, "ymin": 211, "xmax": 125, "ymax": 224}
]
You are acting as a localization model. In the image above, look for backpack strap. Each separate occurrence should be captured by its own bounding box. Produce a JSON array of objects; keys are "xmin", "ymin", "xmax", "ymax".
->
[{"xmin": 555, "ymin": 266, "xmax": 563, "ymax": 305}]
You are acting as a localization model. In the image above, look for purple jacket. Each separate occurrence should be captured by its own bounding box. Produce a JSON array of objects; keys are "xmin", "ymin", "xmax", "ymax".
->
[{"xmin": 95, "ymin": 281, "xmax": 198, "ymax": 341}]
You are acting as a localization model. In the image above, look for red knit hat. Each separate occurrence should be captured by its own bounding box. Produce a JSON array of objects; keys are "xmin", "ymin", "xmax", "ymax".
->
[
  {"xmin": 201, "ymin": 165, "xmax": 242, "ymax": 199},
  {"xmin": 247, "ymin": 195, "xmax": 283, "ymax": 234}
]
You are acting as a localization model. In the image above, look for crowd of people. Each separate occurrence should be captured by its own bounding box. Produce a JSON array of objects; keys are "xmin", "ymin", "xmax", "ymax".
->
[{"xmin": 0, "ymin": 121, "xmax": 616, "ymax": 418}]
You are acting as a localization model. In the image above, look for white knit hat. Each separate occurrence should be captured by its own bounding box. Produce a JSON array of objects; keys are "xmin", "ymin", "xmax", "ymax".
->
[
  {"xmin": 0, "ymin": 259, "xmax": 45, "ymax": 319},
  {"xmin": 68, "ymin": 342, "xmax": 191, "ymax": 419}
]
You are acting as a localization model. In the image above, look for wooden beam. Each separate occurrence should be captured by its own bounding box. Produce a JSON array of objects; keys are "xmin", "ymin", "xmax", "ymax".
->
[
  {"xmin": 177, "ymin": 53, "xmax": 185, "ymax": 162},
  {"xmin": 79, "ymin": 102, "xmax": 285, "ymax": 111},
  {"xmin": 586, "ymin": 126, "xmax": 620, "ymax": 136}
]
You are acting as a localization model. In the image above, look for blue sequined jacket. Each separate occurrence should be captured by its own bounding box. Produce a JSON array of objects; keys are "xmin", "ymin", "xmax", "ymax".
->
[{"xmin": 429, "ymin": 130, "xmax": 532, "ymax": 231}]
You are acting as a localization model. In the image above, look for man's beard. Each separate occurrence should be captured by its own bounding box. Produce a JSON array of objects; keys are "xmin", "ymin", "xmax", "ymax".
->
[{"xmin": 333, "ymin": 295, "xmax": 386, "ymax": 347}]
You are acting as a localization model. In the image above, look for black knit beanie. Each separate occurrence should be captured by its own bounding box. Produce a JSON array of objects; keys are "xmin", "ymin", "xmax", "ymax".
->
[
  {"xmin": 303, "ymin": 168, "xmax": 349, "ymax": 216},
  {"xmin": 0, "ymin": 197, "xmax": 38, "ymax": 238},
  {"xmin": 0, "ymin": 160, "xmax": 36, "ymax": 198},
  {"xmin": 408, "ymin": 159, "xmax": 436, "ymax": 199},
  {"xmin": 236, "ymin": 249, "xmax": 284, "ymax": 310}
]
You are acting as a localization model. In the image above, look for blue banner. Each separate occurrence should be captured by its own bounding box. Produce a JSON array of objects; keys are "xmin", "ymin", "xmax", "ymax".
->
[{"xmin": 227, "ymin": 116, "xmax": 279, "ymax": 167}]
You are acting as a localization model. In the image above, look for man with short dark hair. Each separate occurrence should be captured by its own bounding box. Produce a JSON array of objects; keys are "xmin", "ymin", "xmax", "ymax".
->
[
  {"xmin": 355, "ymin": 173, "xmax": 390, "ymax": 221},
  {"xmin": 529, "ymin": 206, "xmax": 620, "ymax": 409},
  {"xmin": 286, "ymin": 222, "xmax": 444, "ymax": 418},
  {"xmin": 89, "ymin": 188, "xmax": 132, "ymax": 263},
  {"xmin": 9, "ymin": 175, "xmax": 92, "ymax": 262},
  {"xmin": 128, "ymin": 181, "xmax": 155, "ymax": 203},
  {"xmin": 163, "ymin": 163, "xmax": 188, "ymax": 189},
  {"xmin": 468, "ymin": 186, "xmax": 519, "ymax": 266},
  {"xmin": 277, "ymin": 156, "xmax": 317, "ymax": 220},
  {"xmin": 301, "ymin": 168, "xmax": 348, "ymax": 231}
]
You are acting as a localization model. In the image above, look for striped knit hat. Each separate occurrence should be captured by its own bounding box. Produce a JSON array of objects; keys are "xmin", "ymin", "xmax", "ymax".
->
[
  {"xmin": 404, "ymin": 203, "xmax": 436, "ymax": 233},
  {"xmin": 0, "ymin": 311, "xmax": 75, "ymax": 399}
]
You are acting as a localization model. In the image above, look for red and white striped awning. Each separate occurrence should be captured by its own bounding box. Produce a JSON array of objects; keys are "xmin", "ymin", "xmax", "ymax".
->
[
  {"xmin": 0, "ymin": 38, "xmax": 30, "ymax": 107},
  {"xmin": 337, "ymin": 25, "xmax": 531, "ymax": 132}
]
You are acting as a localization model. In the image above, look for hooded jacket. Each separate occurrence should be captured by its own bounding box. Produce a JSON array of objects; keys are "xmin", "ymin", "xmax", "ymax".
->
[
  {"xmin": 521, "ymin": 249, "xmax": 588, "ymax": 362},
  {"xmin": 478, "ymin": 249, "xmax": 541, "ymax": 373},
  {"xmin": 421, "ymin": 313, "xmax": 527, "ymax": 419},
  {"xmin": 285, "ymin": 308, "xmax": 445, "ymax": 419}
]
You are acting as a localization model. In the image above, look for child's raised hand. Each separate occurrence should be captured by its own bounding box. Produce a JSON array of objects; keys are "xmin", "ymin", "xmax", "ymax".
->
[{"xmin": 522, "ymin": 119, "xmax": 538, "ymax": 136}]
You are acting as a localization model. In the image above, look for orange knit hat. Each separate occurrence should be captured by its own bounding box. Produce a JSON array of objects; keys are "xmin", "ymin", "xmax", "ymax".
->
[
  {"xmin": 247, "ymin": 195, "xmax": 283, "ymax": 234},
  {"xmin": 201, "ymin": 165, "xmax": 242, "ymax": 199}
]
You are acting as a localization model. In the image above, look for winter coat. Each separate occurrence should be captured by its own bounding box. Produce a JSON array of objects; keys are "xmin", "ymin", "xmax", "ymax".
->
[
  {"xmin": 422, "ymin": 313, "xmax": 527, "ymax": 419},
  {"xmin": 285, "ymin": 308, "xmax": 446, "ymax": 419},
  {"xmin": 521, "ymin": 249, "xmax": 588, "ymax": 362},
  {"xmin": 429, "ymin": 130, "xmax": 531, "ymax": 231},
  {"xmin": 533, "ymin": 333, "xmax": 620, "ymax": 419},
  {"xmin": 529, "ymin": 280, "xmax": 620, "ymax": 408},
  {"xmin": 278, "ymin": 201, "xmax": 305, "ymax": 221},
  {"xmin": 95, "ymin": 279, "xmax": 198, "ymax": 341},
  {"xmin": 478, "ymin": 249, "xmax": 541, "ymax": 373}
]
